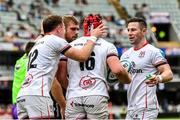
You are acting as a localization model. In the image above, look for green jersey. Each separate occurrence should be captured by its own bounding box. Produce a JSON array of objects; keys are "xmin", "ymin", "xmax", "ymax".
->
[{"xmin": 12, "ymin": 54, "xmax": 28, "ymax": 104}]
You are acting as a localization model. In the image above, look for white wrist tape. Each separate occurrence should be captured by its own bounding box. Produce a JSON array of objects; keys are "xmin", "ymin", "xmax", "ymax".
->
[
  {"xmin": 157, "ymin": 75, "xmax": 163, "ymax": 83},
  {"xmin": 89, "ymin": 36, "xmax": 97, "ymax": 43}
]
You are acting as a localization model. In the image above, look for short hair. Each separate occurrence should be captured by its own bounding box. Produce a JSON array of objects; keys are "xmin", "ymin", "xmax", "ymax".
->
[
  {"xmin": 43, "ymin": 15, "xmax": 63, "ymax": 33},
  {"xmin": 63, "ymin": 15, "xmax": 79, "ymax": 28},
  {"xmin": 127, "ymin": 17, "xmax": 147, "ymax": 29},
  {"xmin": 25, "ymin": 41, "xmax": 35, "ymax": 54}
]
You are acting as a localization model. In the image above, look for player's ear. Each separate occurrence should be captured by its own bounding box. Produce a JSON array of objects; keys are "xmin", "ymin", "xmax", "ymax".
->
[{"xmin": 142, "ymin": 27, "xmax": 147, "ymax": 34}]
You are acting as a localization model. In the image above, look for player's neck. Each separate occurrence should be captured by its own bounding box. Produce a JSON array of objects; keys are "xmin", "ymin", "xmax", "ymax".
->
[
  {"xmin": 133, "ymin": 39, "xmax": 148, "ymax": 51},
  {"xmin": 44, "ymin": 32, "xmax": 65, "ymax": 39}
]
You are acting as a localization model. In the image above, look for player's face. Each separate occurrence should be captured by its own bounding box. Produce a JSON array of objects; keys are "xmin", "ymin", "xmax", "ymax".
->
[
  {"xmin": 127, "ymin": 22, "xmax": 145, "ymax": 45},
  {"xmin": 65, "ymin": 21, "xmax": 79, "ymax": 42}
]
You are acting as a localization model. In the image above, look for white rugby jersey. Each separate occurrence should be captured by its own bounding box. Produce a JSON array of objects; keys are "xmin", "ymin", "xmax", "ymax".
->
[
  {"xmin": 18, "ymin": 35, "xmax": 71, "ymax": 97},
  {"xmin": 66, "ymin": 37, "xmax": 118, "ymax": 99},
  {"xmin": 121, "ymin": 43, "xmax": 167, "ymax": 110}
]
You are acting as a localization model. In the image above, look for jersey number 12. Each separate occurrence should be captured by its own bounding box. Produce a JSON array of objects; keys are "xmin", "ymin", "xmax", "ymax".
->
[{"xmin": 27, "ymin": 49, "xmax": 38, "ymax": 71}]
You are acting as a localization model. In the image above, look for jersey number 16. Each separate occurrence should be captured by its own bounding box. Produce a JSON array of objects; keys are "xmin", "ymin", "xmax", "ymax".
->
[{"xmin": 79, "ymin": 51, "xmax": 95, "ymax": 71}]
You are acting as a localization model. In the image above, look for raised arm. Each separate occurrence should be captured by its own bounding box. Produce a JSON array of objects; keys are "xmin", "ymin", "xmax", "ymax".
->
[{"xmin": 64, "ymin": 23, "xmax": 107, "ymax": 62}]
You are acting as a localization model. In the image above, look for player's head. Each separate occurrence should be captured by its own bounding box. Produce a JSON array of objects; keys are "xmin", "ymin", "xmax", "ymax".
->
[
  {"xmin": 126, "ymin": 17, "xmax": 147, "ymax": 45},
  {"xmin": 63, "ymin": 15, "xmax": 79, "ymax": 42},
  {"xmin": 25, "ymin": 41, "xmax": 35, "ymax": 55},
  {"xmin": 83, "ymin": 14, "xmax": 102, "ymax": 36},
  {"xmin": 42, "ymin": 15, "xmax": 65, "ymax": 38}
]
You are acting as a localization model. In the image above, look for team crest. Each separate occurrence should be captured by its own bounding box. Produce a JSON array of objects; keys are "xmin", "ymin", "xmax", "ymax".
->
[
  {"xmin": 138, "ymin": 51, "xmax": 145, "ymax": 58},
  {"xmin": 21, "ymin": 73, "xmax": 33, "ymax": 88}
]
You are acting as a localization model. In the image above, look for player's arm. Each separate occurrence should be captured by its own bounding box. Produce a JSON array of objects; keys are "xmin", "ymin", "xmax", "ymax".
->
[
  {"xmin": 56, "ymin": 59, "xmax": 68, "ymax": 89},
  {"xmin": 64, "ymin": 23, "xmax": 107, "ymax": 62},
  {"xmin": 51, "ymin": 78, "xmax": 66, "ymax": 119},
  {"xmin": 145, "ymin": 64, "xmax": 173, "ymax": 86},
  {"xmin": 107, "ymin": 56, "xmax": 131, "ymax": 84},
  {"xmin": 156, "ymin": 64, "xmax": 173, "ymax": 83}
]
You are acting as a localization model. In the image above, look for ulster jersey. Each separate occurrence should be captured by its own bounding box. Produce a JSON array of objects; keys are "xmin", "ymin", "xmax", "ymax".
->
[
  {"xmin": 66, "ymin": 37, "xmax": 118, "ymax": 99},
  {"xmin": 121, "ymin": 43, "xmax": 167, "ymax": 110},
  {"xmin": 18, "ymin": 35, "xmax": 71, "ymax": 97}
]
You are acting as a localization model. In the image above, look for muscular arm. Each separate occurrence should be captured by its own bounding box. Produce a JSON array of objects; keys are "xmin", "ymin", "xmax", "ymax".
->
[
  {"xmin": 145, "ymin": 64, "xmax": 173, "ymax": 86},
  {"xmin": 64, "ymin": 40, "xmax": 95, "ymax": 62},
  {"xmin": 107, "ymin": 56, "xmax": 131, "ymax": 84},
  {"xmin": 157, "ymin": 64, "xmax": 173, "ymax": 83}
]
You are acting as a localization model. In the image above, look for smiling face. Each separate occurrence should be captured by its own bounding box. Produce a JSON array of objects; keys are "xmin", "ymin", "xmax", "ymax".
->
[{"xmin": 127, "ymin": 22, "xmax": 147, "ymax": 45}]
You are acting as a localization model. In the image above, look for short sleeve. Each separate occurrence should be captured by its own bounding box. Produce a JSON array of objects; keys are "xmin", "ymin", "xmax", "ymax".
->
[
  {"xmin": 59, "ymin": 54, "xmax": 67, "ymax": 61},
  {"xmin": 47, "ymin": 35, "xmax": 71, "ymax": 54},
  {"xmin": 152, "ymin": 49, "xmax": 167, "ymax": 68},
  {"xmin": 107, "ymin": 44, "xmax": 118, "ymax": 59}
]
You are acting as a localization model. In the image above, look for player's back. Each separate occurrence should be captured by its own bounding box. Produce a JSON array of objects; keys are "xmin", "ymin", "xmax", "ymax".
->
[{"xmin": 66, "ymin": 37, "xmax": 118, "ymax": 99}]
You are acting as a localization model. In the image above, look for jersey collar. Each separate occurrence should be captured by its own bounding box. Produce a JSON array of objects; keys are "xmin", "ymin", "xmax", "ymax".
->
[{"xmin": 134, "ymin": 40, "xmax": 148, "ymax": 51}]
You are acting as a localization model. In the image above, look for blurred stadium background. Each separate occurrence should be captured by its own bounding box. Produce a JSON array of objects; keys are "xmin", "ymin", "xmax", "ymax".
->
[{"xmin": 0, "ymin": 0, "xmax": 179, "ymax": 119}]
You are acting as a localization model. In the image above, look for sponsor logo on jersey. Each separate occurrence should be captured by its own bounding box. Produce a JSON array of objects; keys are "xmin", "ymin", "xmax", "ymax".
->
[
  {"xmin": 129, "ymin": 61, "xmax": 143, "ymax": 74},
  {"xmin": 35, "ymin": 41, "xmax": 44, "ymax": 46},
  {"xmin": 74, "ymin": 103, "xmax": 94, "ymax": 108},
  {"xmin": 70, "ymin": 101, "xmax": 94, "ymax": 108},
  {"xmin": 74, "ymin": 43, "xmax": 84, "ymax": 46},
  {"xmin": 79, "ymin": 75, "xmax": 96, "ymax": 90},
  {"xmin": 74, "ymin": 43, "xmax": 101, "ymax": 46},
  {"xmin": 15, "ymin": 64, "xmax": 21, "ymax": 70},
  {"xmin": 130, "ymin": 68, "xmax": 143, "ymax": 74}
]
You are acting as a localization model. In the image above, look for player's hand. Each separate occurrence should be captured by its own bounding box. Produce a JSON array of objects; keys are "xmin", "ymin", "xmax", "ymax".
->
[
  {"xmin": 145, "ymin": 74, "xmax": 159, "ymax": 87},
  {"xmin": 90, "ymin": 23, "xmax": 107, "ymax": 38}
]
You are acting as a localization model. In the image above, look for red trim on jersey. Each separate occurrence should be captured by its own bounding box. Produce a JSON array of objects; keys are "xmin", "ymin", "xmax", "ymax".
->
[
  {"xmin": 142, "ymin": 85, "xmax": 148, "ymax": 120},
  {"xmin": 47, "ymin": 104, "xmax": 51, "ymax": 119},
  {"xmin": 145, "ymin": 85, "xmax": 148, "ymax": 108},
  {"xmin": 41, "ymin": 75, "xmax": 44, "ymax": 96},
  {"xmin": 134, "ymin": 40, "xmax": 148, "ymax": 51},
  {"xmin": 30, "ymin": 115, "xmax": 54, "ymax": 119},
  {"xmin": 142, "ymin": 110, "xmax": 145, "ymax": 120}
]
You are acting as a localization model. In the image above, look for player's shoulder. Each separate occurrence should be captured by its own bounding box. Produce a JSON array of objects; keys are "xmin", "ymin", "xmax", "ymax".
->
[
  {"xmin": 122, "ymin": 47, "xmax": 132, "ymax": 54},
  {"xmin": 146, "ymin": 44, "xmax": 161, "ymax": 53},
  {"xmin": 45, "ymin": 34, "xmax": 66, "ymax": 43},
  {"xmin": 70, "ymin": 36, "xmax": 87, "ymax": 45},
  {"xmin": 97, "ymin": 38, "xmax": 116, "ymax": 48}
]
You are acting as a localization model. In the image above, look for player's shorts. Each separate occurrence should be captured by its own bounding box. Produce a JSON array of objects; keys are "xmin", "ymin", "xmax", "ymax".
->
[
  {"xmin": 125, "ymin": 108, "xmax": 158, "ymax": 120},
  {"xmin": 17, "ymin": 95, "xmax": 54, "ymax": 119},
  {"xmin": 65, "ymin": 95, "xmax": 108, "ymax": 120}
]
